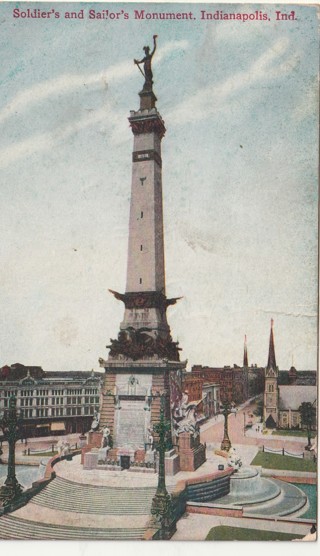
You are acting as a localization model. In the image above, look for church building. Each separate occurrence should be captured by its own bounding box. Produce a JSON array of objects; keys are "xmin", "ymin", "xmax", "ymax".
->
[{"xmin": 263, "ymin": 320, "xmax": 317, "ymax": 430}]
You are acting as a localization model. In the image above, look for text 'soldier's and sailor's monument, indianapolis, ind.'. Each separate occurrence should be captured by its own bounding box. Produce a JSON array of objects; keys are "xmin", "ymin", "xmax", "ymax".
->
[{"xmin": 83, "ymin": 37, "xmax": 206, "ymax": 474}]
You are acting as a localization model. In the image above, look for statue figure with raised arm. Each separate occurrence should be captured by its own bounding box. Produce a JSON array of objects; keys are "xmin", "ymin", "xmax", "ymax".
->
[{"xmin": 134, "ymin": 35, "xmax": 158, "ymax": 92}]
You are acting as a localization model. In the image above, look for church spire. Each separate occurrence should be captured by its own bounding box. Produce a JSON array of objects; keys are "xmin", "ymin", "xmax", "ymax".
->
[
  {"xmin": 243, "ymin": 335, "xmax": 248, "ymax": 367},
  {"xmin": 267, "ymin": 318, "xmax": 277, "ymax": 369}
]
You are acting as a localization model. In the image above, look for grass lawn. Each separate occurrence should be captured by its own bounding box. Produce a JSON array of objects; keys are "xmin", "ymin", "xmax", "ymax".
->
[
  {"xmin": 206, "ymin": 526, "xmax": 303, "ymax": 541},
  {"xmin": 272, "ymin": 430, "xmax": 316, "ymax": 439},
  {"xmin": 251, "ymin": 451, "xmax": 317, "ymax": 472}
]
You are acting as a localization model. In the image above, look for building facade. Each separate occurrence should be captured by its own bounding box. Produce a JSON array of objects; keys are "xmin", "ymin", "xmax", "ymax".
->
[
  {"xmin": 0, "ymin": 363, "xmax": 102, "ymax": 437},
  {"xmin": 191, "ymin": 365, "xmax": 249, "ymax": 405}
]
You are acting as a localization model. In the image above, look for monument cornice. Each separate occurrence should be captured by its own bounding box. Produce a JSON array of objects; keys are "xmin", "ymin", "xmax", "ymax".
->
[
  {"xmin": 129, "ymin": 112, "xmax": 166, "ymax": 139},
  {"xmin": 99, "ymin": 358, "xmax": 187, "ymax": 370},
  {"xmin": 109, "ymin": 289, "xmax": 181, "ymax": 310}
]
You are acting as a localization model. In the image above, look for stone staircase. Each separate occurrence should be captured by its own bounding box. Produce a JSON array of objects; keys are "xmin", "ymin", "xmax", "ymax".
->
[
  {"xmin": 0, "ymin": 515, "xmax": 146, "ymax": 540},
  {"xmin": 30, "ymin": 476, "xmax": 156, "ymax": 515},
  {"xmin": 0, "ymin": 475, "xmax": 159, "ymax": 540}
]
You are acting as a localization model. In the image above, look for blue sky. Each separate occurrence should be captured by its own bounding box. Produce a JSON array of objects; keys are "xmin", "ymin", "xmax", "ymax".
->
[{"xmin": 0, "ymin": 2, "xmax": 318, "ymax": 372}]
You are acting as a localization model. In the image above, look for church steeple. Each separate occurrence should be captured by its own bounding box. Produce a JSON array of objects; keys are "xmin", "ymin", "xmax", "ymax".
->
[
  {"xmin": 264, "ymin": 318, "xmax": 279, "ymax": 428},
  {"xmin": 267, "ymin": 318, "xmax": 276, "ymax": 370},
  {"xmin": 243, "ymin": 335, "xmax": 248, "ymax": 367}
]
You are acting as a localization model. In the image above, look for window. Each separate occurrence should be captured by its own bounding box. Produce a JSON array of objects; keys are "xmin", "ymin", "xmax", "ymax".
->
[
  {"xmin": 140, "ymin": 245, "xmax": 143, "ymax": 251},
  {"xmin": 267, "ymin": 384, "xmax": 274, "ymax": 393},
  {"xmin": 141, "ymin": 211, "xmax": 143, "ymax": 218},
  {"xmin": 139, "ymin": 278, "xmax": 142, "ymax": 284}
]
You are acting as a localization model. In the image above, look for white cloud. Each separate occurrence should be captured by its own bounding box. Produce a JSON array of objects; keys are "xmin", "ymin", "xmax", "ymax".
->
[
  {"xmin": 0, "ymin": 40, "xmax": 190, "ymax": 167},
  {"xmin": 0, "ymin": 106, "xmax": 110, "ymax": 169},
  {"xmin": 0, "ymin": 40, "xmax": 189, "ymax": 126},
  {"xmin": 168, "ymin": 38, "xmax": 296, "ymax": 125}
]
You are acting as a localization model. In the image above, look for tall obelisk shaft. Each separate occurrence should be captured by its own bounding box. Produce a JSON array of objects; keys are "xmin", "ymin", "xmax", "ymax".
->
[
  {"xmin": 126, "ymin": 102, "xmax": 166, "ymax": 294},
  {"xmin": 107, "ymin": 40, "xmax": 181, "ymax": 360},
  {"xmin": 119, "ymin": 90, "xmax": 169, "ymax": 337}
]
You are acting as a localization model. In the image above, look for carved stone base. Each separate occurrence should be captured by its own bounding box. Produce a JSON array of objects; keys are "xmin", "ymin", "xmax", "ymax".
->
[
  {"xmin": 0, "ymin": 479, "xmax": 23, "ymax": 507},
  {"xmin": 87, "ymin": 431, "xmax": 103, "ymax": 448},
  {"xmin": 177, "ymin": 432, "xmax": 206, "ymax": 472},
  {"xmin": 150, "ymin": 490, "xmax": 177, "ymax": 540},
  {"xmin": 165, "ymin": 449, "xmax": 180, "ymax": 476}
]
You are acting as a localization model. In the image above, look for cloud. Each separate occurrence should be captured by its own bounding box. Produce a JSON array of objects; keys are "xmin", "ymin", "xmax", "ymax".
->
[
  {"xmin": 0, "ymin": 40, "xmax": 189, "ymax": 168},
  {"xmin": 0, "ymin": 107, "xmax": 110, "ymax": 169},
  {"xmin": 0, "ymin": 40, "xmax": 189, "ymax": 126},
  {"xmin": 168, "ymin": 38, "xmax": 298, "ymax": 125}
]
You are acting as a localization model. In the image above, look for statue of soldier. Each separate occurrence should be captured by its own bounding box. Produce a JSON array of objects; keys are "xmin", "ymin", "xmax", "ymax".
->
[{"xmin": 134, "ymin": 35, "xmax": 158, "ymax": 92}]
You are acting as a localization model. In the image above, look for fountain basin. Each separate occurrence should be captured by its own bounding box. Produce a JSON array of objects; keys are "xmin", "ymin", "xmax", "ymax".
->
[{"xmin": 199, "ymin": 466, "xmax": 308, "ymax": 517}]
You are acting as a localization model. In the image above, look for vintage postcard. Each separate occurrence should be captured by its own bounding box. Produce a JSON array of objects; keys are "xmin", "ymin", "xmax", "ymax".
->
[{"xmin": 0, "ymin": 0, "xmax": 318, "ymax": 543}]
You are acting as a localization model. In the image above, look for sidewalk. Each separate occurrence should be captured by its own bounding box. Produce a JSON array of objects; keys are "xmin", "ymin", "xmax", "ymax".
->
[
  {"xmin": 0, "ymin": 433, "xmax": 80, "ymax": 465},
  {"xmin": 172, "ymin": 513, "xmax": 312, "ymax": 541}
]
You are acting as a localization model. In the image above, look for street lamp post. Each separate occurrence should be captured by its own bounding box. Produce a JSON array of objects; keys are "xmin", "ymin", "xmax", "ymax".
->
[
  {"xmin": 150, "ymin": 393, "xmax": 176, "ymax": 540},
  {"xmin": 220, "ymin": 402, "xmax": 234, "ymax": 451},
  {"xmin": 0, "ymin": 395, "xmax": 23, "ymax": 506}
]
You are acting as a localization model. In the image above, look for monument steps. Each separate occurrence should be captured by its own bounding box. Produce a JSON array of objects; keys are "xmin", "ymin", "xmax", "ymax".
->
[
  {"xmin": 0, "ymin": 515, "xmax": 146, "ymax": 540},
  {"xmin": 30, "ymin": 476, "xmax": 157, "ymax": 515}
]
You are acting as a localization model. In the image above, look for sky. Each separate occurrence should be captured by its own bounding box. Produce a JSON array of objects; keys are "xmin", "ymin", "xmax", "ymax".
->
[{"xmin": 0, "ymin": 1, "xmax": 318, "ymax": 373}]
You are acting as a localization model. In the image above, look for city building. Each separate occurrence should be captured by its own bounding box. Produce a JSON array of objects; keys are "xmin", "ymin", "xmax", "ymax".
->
[
  {"xmin": 263, "ymin": 321, "xmax": 317, "ymax": 429},
  {"xmin": 0, "ymin": 363, "xmax": 102, "ymax": 437},
  {"xmin": 181, "ymin": 373, "xmax": 220, "ymax": 421},
  {"xmin": 202, "ymin": 382, "xmax": 220, "ymax": 420},
  {"xmin": 191, "ymin": 364, "xmax": 249, "ymax": 405}
]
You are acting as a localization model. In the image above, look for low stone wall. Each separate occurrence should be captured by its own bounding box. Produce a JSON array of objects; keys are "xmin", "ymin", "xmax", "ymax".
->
[
  {"xmin": 271, "ymin": 475, "xmax": 317, "ymax": 485},
  {"xmin": 260, "ymin": 467, "xmax": 317, "ymax": 485},
  {"xmin": 186, "ymin": 504, "xmax": 243, "ymax": 518}
]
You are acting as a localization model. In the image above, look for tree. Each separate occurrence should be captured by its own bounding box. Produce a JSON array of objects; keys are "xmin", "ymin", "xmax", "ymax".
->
[{"xmin": 299, "ymin": 402, "xmax": 316, "ymax": 449}]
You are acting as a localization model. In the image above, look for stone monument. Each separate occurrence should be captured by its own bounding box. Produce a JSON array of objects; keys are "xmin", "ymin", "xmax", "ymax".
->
[{"xmin": 90, "ymin": 38, "xmax": 206, "ymax": 472}]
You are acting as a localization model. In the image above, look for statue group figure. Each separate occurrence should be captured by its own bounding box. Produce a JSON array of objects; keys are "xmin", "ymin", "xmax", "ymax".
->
[
  {"xmin": 90, "ymin": 411, "xmax": 100, "ymax": 432},
  {"xmin": 134, "ymin": 35, "xmax": 158, "ymax": 92},
  {"xmin": 101, "ymin": 426, "xmax": 111, "ymax": 449}
]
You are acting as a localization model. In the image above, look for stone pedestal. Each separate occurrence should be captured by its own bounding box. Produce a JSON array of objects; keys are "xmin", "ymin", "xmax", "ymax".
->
[
  {"xmin": 165, "ymin": 449, "xmax": 180, "ymax": 476},
  {"xmin": 87, "ymin": 431, "xmax": 103, "ymax": 448},
  {"xmin": 83, "ymin": 450, "xmax": 99, "ymax": 470},
  {"xmin": 177, "ymin": 432, "xmax": 206, "ymax": 472},
  {"xmin": 98, "ymin": 447, "xmax": 109, "ymax": 463},
  {"xmin": 145, "ymin": 450, "xmax": 156, "ymax": 464}
]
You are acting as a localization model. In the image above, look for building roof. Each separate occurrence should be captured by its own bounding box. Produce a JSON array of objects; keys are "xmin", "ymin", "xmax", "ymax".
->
[{"xmin": 278, "ymin": 385, "xmax": 317, "ymax": 410}]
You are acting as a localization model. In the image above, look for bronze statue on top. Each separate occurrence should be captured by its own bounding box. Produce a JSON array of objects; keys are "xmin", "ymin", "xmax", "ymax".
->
[{"xmin": 134, "ymin": 35, "xmax": 158, "ymax": 92}]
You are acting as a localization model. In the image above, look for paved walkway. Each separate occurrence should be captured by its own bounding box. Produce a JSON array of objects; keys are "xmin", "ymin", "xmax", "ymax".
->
[
  {"xmin": 55, "ymin": 452, "xmax": 228, "ymax": 488},
  {"xmin": 200, "ymin": 403, "xmax": 307, "ymax": 455},
  {"xmin": 172, "ymin": 513, "xmax": 313, "ymax": 541}
]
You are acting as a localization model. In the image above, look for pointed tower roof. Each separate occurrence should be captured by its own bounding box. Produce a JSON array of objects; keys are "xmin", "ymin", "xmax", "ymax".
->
[
  {"xmin": 267, "ymin": 318, "xmax": 277, "ymax": 369},
  {"xmin": 243, "ymin": 335, "xmax": 248, "ymax": 367}
]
